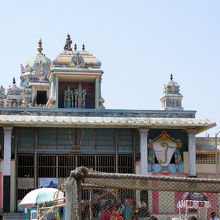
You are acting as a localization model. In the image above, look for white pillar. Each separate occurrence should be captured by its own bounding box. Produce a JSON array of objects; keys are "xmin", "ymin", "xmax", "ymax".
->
[
  {"xmin": 139, "ymin": 129, "xmax": 149, "ymax": 175},
  {"xmin": 187, "ymin": 129, "xmax": 197, "ymax": 177},
  {"xmin": 3, "ymin": 127, "xmax": 13, "ymax": 176},
  {"xmin": 3, "ymin": 126, "xmax": 13, "ymax": 213},
  {"xmin": 31, "ymin": 88, "xmax": 37, "ymax": 106},
  {"xmin": 50, "ymin": 76, "xmax": 54, "ymax": 98},
  {"xmin": 95, "ymin": 77, "xmax": 100, "ymax": 109}
]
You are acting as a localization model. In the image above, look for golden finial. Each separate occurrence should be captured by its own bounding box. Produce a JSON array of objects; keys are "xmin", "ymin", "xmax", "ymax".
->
[
  {"xmin": 13, "ymin": 77, "xmax": 16, "ymax": 85},
  {"xmin": 37, "ymin": 38, "xmax": 43, "ymax": 54},
  {"xmin": 170, "ymin": 73, "xmax": 173, "ymax": 81},
  {"xmin": 82, "ymin": 44, "xmax": 85, "ymax": 51}
]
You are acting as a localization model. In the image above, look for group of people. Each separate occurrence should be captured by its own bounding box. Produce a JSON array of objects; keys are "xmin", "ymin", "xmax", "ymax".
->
[
  {"xmin": 99, "ymin": 209, "xmax": 220, "ymax": 220},
  {"xmin": 99, "ymin": 200, "xmax": 143, "ymax": 220},
  {"xmin": 81, "ymin": 199, "xmax": 149, "ymax": 220},
  {"xmin": 81, "ymin": 197, "xmax": 220, "ymax": 220},
  {"xmin": 148, "ymin": 212, "xmax": 220, "ymax": 220},
  {"xmin": 187, "ymin": 212, "xmax": 220, "ymax": 220}
]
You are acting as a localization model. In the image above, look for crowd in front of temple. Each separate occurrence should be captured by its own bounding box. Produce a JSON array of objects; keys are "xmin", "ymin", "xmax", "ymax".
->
[
  {"xmin": 81, "ymin": 199, "xmax": 149, "ymax": 220},
  {"xmin": 81, "ymin": 198, "xmax": 220, "ymax": 220}
]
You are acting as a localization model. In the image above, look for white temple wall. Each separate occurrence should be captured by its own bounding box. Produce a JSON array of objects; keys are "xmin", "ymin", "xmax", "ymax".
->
[
  {"xmin": 197, "ymin": 164, "xmax": 216, "ymax": 173},
  {"xmin": 184, "ymin": 152, "xmax": 218, "ymax": 174}
]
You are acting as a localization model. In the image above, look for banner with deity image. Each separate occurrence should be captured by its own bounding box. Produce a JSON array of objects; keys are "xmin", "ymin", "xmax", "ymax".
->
[{"xmin": 148, "ymin": 130, "xmax": 183, "ymax": 173}]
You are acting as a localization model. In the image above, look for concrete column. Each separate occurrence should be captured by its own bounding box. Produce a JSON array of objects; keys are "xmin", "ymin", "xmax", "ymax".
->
[
  {"xmin": 99, "ymin": 77, "xmax": 102, "ymax": 98},
  {"xmin": 50, "ymin": 75, "xmax": 57, "ymax": 95},
  {"xmin": 64, "ymin": 177, "xmax": 79, "ymax": 220},
  {"xmin": 50, "ymin": 75, "xmax": 58, "ymax": 107},
  {"xmin": 31, "ymin": 88, "xmax": 37, "ymax": 106},
  {"xmin": 139, "ymin": 129, "xmax": 149, "ymax": 175},
  {"xmin": 95, "ymin": 77, "xmax": 100, "ymax": 109},
  {"xmin": 50, "ymin": 76, "xmax": 54, "ymax": 98},
  {"xmin": 3, "ymin": 126, "xmax": 13, "ymax": 213},
  {"xmin": 187, "ymin": 129, "xmax": 197, "ymax": 177},
  {"xmin": 55, "ymin": 76, "xmax": 59, "ymax": 108}
]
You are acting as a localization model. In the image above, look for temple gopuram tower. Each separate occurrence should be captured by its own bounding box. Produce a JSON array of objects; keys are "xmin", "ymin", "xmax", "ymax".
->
[
  {"xmin": 20, "ymin": 39, "xmax": 52, "ymax": 106},
  {"xmin": 160, "ymin": 74, "xmax": 183, "ymax": 110},
  {"xmin": 47, "ymin": 34, "xmax": 105, "ymax": 109}
]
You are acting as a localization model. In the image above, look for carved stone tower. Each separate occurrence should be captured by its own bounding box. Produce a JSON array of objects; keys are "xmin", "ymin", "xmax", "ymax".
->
[
  {"xmin": 160, "ymin": 74, "xmax": 183, "ymax": 110},
  {"xmin": 20, "ymin": 39, "xmax": 52, "ymax": 106},
  {"xmin": 47, "ymin": 34, "xmax": 105, "ymax": 109}
]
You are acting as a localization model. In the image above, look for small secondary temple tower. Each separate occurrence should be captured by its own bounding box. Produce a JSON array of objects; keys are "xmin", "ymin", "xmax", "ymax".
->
[
  {"xmin": 47, "ymin": 34, "xmax": 105, "ymax": 109},
  {"xmin": 160, "ymin": 74, "xmax": 183, "ymax": 110},
  {"xmin": 20, "ymin": 39, "xmax": 52, "ymax": 107}
]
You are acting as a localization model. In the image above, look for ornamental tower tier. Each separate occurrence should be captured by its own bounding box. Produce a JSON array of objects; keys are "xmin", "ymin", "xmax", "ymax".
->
[
  {"xmin": 160, "ymin": 74, "xmax": 183, "ymax": 110},
  {"xmin": 47, "ymin": 34, "xmax": 105, "ymax": 109},
  {"xmin": 20, "ymin": 39, "xmax": 52, "ymax": 107}
]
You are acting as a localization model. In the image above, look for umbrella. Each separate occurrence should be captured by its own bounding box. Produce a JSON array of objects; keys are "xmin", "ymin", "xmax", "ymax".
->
[{"xmin": 18, "ymin": 188, "xmax": 64, "ymax": 208}]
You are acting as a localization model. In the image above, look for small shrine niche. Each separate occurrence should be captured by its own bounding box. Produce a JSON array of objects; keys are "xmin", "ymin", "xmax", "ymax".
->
[
  {"xmin": 36, "ymin": 91, "xmax": 47, "ymax": 105},
  {"xmin": 64, "ymin": 85, "xmax": 86, "ymax": 108}
]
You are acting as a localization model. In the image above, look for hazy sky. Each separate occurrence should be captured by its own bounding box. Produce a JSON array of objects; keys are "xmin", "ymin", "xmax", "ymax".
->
[{"xmin": 0, "ymin": 0, "xmax": 219, "ymax": 136}]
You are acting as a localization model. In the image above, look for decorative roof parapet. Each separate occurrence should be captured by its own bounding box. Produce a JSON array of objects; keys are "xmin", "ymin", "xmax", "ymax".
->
[
  {"xmin": 0, "ymin": 115, "xmax": 215, "ymax": 134},
  {"xmin": 0, "ymin": 108, "xmax": 196, "ymax": 118}
]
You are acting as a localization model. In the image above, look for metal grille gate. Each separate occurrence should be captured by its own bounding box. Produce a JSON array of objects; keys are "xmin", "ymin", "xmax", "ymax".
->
[{"xmin": 17, "ymin": 154, "xmax": 134, "ymax": 202}]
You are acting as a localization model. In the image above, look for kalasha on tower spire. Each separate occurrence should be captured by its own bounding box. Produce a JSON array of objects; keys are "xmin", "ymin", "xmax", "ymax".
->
[
  {"xmin": 12, "ymin": 77, "xmax": 16, "ymax": 85},
  {"xmin": 37, "ymin": 38, "xmax": 43, "ymax": 54},
  {"xmin": 64, "ymin": 34, "xmax": 72, "ymax": 51},
  {"xmin": 170, "ymin": 73, "xmax": 173, "ymax": 81},
  {"xmin": 82, "ymin": 44, "xmax": 85, "ymax": 51}
]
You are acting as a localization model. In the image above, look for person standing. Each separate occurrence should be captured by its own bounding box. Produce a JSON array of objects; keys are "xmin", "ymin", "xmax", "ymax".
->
[
  {"xmin": 210, "ymin": 212, "xmax": 220, "ymax": 220},
  {"xmin": 101, "ymin": 207, "xmax": 111, "ymax": 220},
  {"xmin": 110, "ymin": 208, "xmax": 123, "ymax": 220},
  {"xmin": 123, "ymin": 201, "xmax": 132, "ymax": 220}
]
